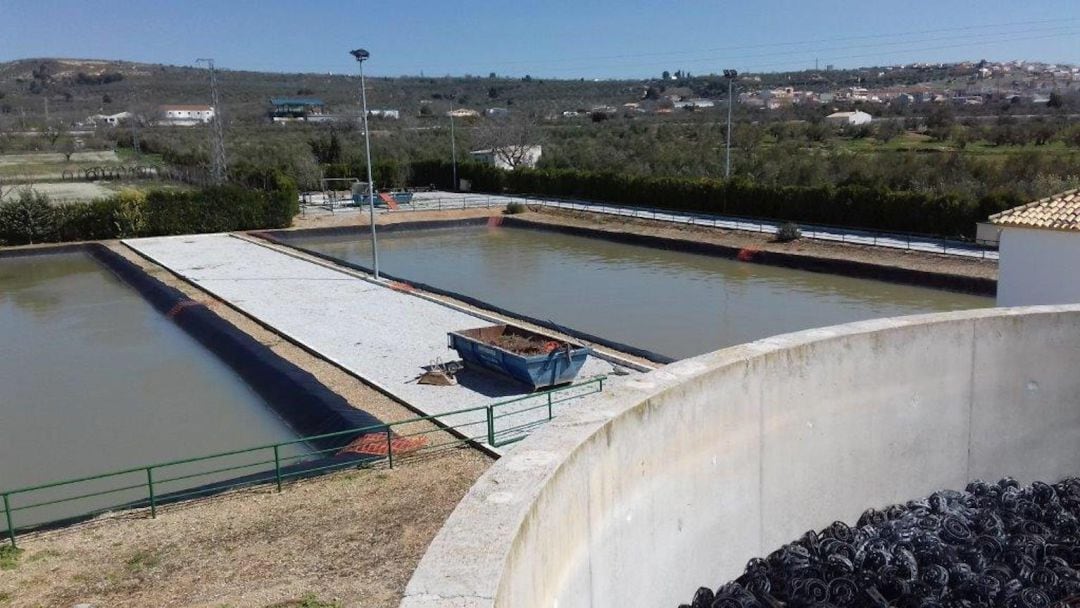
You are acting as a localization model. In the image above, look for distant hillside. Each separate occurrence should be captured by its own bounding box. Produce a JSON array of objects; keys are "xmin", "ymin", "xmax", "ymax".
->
[
  {"xmin": 0, "ymin": 57, "xmax": 1072, "ymax": 129},
  {"xmin": 0, "ymin": 58, "xmax": 643, "ymax": 127}
]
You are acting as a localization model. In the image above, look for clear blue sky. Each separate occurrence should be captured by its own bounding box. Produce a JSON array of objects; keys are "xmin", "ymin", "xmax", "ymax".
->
[{"xmin": 2, "ymin": 0, "xmax": 1078, "ymax": 78}]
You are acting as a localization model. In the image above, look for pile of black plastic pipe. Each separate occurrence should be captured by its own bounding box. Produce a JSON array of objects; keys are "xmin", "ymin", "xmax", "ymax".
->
[{"xmin": 680, "ymin": 478, "xmax": 1080, "ymax": 608}]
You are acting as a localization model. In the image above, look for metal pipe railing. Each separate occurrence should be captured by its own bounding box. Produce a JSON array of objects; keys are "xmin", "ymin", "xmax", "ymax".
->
[{"xmin": 0, "ymin": 375, "xmax": 606, "ymax": 547}]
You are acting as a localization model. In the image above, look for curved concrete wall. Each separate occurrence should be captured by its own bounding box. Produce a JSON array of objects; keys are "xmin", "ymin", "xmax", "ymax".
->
[{"xmin": 402, "ymin": 306, "xmax": 1080, "ymax": 608}]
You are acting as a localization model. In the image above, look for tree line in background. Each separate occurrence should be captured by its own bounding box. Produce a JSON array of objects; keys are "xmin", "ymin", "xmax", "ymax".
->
[{"xmin": 410, "ymin": 160, "xmax": 1017, "ymax": 238}]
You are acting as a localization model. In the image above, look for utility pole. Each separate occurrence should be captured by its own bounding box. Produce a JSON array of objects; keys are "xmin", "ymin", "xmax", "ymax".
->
[
  {"xmin": 44, "ymin": 97, "xmax": 50, "ymax": 124},
  {"xmin": 196, "ymin": 58, "xmax": 228, "ymax": 184},
  {"xmin": 724, "ymin": 69, "xmax": 738, "ymax": 179},
  {"xmin": 131, "ymin": 86, "xmax": 141, "ymax": 157},
  {"xmin": 448, "ymin": 96, "xmax": 458, "ymax": 191}
]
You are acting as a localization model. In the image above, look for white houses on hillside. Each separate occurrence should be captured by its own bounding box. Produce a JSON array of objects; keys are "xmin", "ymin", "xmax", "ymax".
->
[
  {"xmin": 158, "ymin": 104, "xmax": 215, "ymax": 126},
  {"xmin": 825, "ymin": 110, "xmax": 873, "ymax": 126},
  {"xmin": 990, "ymin": 189, "xmax": 1080, "ymax": 307},
  {"xmin": 469, "ymin": 145, "xmax": 543, "ymax": 170}
]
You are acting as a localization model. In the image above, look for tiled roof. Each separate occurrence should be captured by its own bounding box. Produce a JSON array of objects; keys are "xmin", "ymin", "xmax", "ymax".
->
[{"xmin": 989, "ymin": 189, "xmax": 1080, "ymax": 231}]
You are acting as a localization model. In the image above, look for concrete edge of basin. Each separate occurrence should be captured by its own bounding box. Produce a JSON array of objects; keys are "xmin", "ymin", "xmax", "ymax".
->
[{"xmin": 399, "ymin": 304, "xmax": 1080, "ymax": 608}]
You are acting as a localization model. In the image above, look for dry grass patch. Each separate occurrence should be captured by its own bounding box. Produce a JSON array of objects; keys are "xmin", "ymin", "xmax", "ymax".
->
[{"xmin": 0, "ymin": 450, "xmax": 490, "ymax": 608}]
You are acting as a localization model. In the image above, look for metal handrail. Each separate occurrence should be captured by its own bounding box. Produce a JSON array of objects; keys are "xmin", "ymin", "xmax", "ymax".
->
[{"xmin": 0, "ymin": 375, "xmax": 606, "ymax": 547}]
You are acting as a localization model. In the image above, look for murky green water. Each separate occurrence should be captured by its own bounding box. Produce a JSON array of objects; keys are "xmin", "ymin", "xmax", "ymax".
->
[
  {"xmin": 283, "ymin": 226, "xmax": 991, "ymax": 360},
  {"xmin": 0, "ymin": 253, "xmax": 305, "ymax": 525}
]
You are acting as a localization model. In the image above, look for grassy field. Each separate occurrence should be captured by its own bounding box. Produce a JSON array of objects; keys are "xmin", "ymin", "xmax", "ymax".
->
[{"xmin": 0, "ymin": 149, "xmax": 179, "ymax": 203}]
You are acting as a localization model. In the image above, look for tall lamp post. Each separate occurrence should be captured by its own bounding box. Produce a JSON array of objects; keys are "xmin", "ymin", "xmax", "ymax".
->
[
  {"xmin": 350, "ymin": 48, "xmax": 379, "ymax": 279},
  {"xmin": 724, "ymin": 69, "xmax": 738, "ymax": 179},
  {"xmin": 448, "ymin": 96, "xmax": 459, "ymax": 191}
]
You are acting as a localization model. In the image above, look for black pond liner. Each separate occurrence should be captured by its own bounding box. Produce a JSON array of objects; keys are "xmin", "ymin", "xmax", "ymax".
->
[
  {"xmin": 254, "ymin": 219, "xmax": 678, "ymax": 365},
  {"xmin": 680, "ymin": 477, "xmax": 1080, "ymax": 608},
  {"xmin": 0, "ymin": 244, "xmax": 386, "ymax": 532}
]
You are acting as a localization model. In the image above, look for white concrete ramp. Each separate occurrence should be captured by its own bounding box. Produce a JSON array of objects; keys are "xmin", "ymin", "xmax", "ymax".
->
[{"xmin": 124, "ymin": 234, "xmax": 628, "ymax": 451}]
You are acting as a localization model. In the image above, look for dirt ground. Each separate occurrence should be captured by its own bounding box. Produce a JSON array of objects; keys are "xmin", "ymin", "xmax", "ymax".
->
[
  {"xmin": 0, "ymin": 243, "xmax": 493, "ymax": 608},
  {"xmin": 0, "ymin": 151, "xmax": 119, "ymax": 166},
  {"xmin": 0, "ymin": 180, "xmax": 115, "ymax": 203},
  {"xmin": 290, "ymin": 206, "xmax": 499, "ymax": 230}
]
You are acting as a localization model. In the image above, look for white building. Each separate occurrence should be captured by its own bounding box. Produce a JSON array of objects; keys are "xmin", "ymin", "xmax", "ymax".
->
[
  {"xmin": 368, "ymin": 109, "xmax": 400, "ymax": 120},
  {"xmin": 158, "ymin": 104, "xmax": 215, "ymax": 126},
  {"xmin": 990, "ymin": 189, "xmax": 1080, "ymax": 307},
  {"xmin": 673, "ymin": 98, "xmax": 715, "ymax": 110},
  {"xmin": 825, "ymin": 110, "xmax": 873, "ymax": 126},
  {"xmin": 447, "ymin": 108, "xmax": 480, "ymax": 119},
  {"xmin": 469, "ymin": 145, "xmax": 542, "ymax": 170},
  {"xmin": 88, "ymin": 111, "xmax": 132, "ymax": 126}
]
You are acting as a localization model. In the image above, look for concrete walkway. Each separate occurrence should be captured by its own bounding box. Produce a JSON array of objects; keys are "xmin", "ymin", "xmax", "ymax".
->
[{"xmin": 124, "ymin": 234, "xmax": 631, "ymax": 452}]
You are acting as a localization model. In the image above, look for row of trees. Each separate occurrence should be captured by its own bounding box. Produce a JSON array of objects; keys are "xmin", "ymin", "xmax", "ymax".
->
[{"xmin": 409, "ymin": 160, "xmax": 1016, "ymax": 238}]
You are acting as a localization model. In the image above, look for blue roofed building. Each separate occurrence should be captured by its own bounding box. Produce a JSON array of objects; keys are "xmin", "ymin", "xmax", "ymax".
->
[{"xmin": 269, "ymin": 97, "xmax": 328, "ymax": 122}]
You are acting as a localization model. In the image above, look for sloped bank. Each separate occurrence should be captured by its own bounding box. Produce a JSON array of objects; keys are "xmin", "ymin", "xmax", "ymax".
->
[{"xmin": 401, "ymin": 305, "xmax": 1080, "ymax": 608}]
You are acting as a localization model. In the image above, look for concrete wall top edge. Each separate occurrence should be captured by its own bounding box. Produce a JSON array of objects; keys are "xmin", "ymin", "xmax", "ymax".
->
[{"xmin": 401, "ymin": 304, "xmax": 1080, "ymax": 608}]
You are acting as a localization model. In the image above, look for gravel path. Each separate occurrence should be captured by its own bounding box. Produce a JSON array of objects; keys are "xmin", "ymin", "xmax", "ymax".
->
[{"xmin": 123, "ymin": 234, "xmax": 630, "ymax": 451}]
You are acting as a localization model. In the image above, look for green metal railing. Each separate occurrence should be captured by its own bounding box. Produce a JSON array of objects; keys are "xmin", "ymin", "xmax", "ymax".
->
[{"xmin": 1, "ymin": 376, "xmax": 605, "ymax": 547}]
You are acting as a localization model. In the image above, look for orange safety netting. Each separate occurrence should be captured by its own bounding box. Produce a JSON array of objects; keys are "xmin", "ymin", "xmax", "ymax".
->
[{"xmin": 337, "ymin": 432, "xmax": 429, "ymax": 457}]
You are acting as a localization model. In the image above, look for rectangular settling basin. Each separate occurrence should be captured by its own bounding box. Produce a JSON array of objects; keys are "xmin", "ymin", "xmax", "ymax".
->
[
  {"xmin": 0, "ymin": 250, "xmax": 309, "ymax": 529},
  {"xmin": 274, "ymin": 224, "xmax": 992, "ymax": 361}
]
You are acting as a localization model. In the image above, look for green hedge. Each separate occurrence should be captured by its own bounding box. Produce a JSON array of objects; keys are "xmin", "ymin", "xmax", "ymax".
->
[
  {"xmin": 145, "ymin": 184, "xmax": 297, "ymax": 236},
  {"xmin": 407, "ymin": 161, "xmax": 1019, "ymax": 238},
  {"xmin": 0, "ymin": 180, "xmax": 298, "ymax": 246}
]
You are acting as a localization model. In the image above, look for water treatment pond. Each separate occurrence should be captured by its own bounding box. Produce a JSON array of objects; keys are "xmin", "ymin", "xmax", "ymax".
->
[
  {"xmin": 281, "ymin": 225, "xmax": 991, "ymax": 360},
  {"xmin": 0, "ymin": 252, "xmax": 305, "ymax": 503}
]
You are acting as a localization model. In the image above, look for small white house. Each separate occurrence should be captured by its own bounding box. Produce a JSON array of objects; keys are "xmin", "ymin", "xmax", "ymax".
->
[
  {"xmin": 990, "ymin": 189, "xmax": 1080, "ymax": 307},
  {"xmin": 158, "ymin": 104, "xmax": 215, "ymax": 126},
  {"xmin": 469, "ymin": 145, "xmax": 542, "ymax": 170},
  {"xmin": 88, "ymin": 111, "xmax": 133, "ymax": 126},
  {"xmin": 825, "ymin": 110, "xmax": 873, "ymax": 126},
  {"xmin": 368, "ymin": 109, "xmax": 400, "ymax": 120}
]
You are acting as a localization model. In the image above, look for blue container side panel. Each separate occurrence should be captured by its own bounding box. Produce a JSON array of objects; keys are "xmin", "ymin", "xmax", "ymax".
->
[{"xmin": 448, "ymin": 333, "xmax": 590, "ymax": 390}]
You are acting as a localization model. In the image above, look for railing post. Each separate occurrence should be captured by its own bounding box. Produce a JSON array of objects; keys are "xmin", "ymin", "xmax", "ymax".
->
[
  {"xmin": 547, "ymin": 392, "xmax": 553, "ymax": 420},
  {"xmin": 486, "ymin": 406, "xmax": 495, "ymax": 446},
  {"xmin": 273, "ymin": 445, "xmax": 283, "ymax": 492},
  {"xmin": 599, "ymin": 376, "xmax": 605, "ymax": 391},
  {"xmin": 3, "ymin": 493, "xmax": 15, "ymax": 548},
  {"xmin": 386, "ymin": 426, "xmax": 394, "ymax": 469},
  {"xmin": 146, "ymin": 467, "xmax": 157, "ymax": 518}
]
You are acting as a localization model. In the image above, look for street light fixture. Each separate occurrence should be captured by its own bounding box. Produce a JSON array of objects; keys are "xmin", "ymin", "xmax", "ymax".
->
[
  {"xmin": 350, "ymin": 48, "xmax": 379, "ymax": 279},
  {"xmin": 724, "ymin": 69, "xmax": 738, "ymax": 179}
]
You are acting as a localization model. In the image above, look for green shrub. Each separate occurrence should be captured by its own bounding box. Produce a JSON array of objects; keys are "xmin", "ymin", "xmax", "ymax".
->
[
  {"xmin": 503, "ymin": 202, "xmax": 526, "ymax": 214},
  {"xmin": 0, "ymin": 182, "xmax": 298, "ymax": 247},
  {"xmin": 145, "ymin": 184, "xmax": 298, "ymax": 236},
  {"xmin": 775, "ymin": 222, "xmax": 802, "ymax": 242},
  {"xmin": 0, "ymin": 190, "xmax": 56, "ymax": 245}
]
